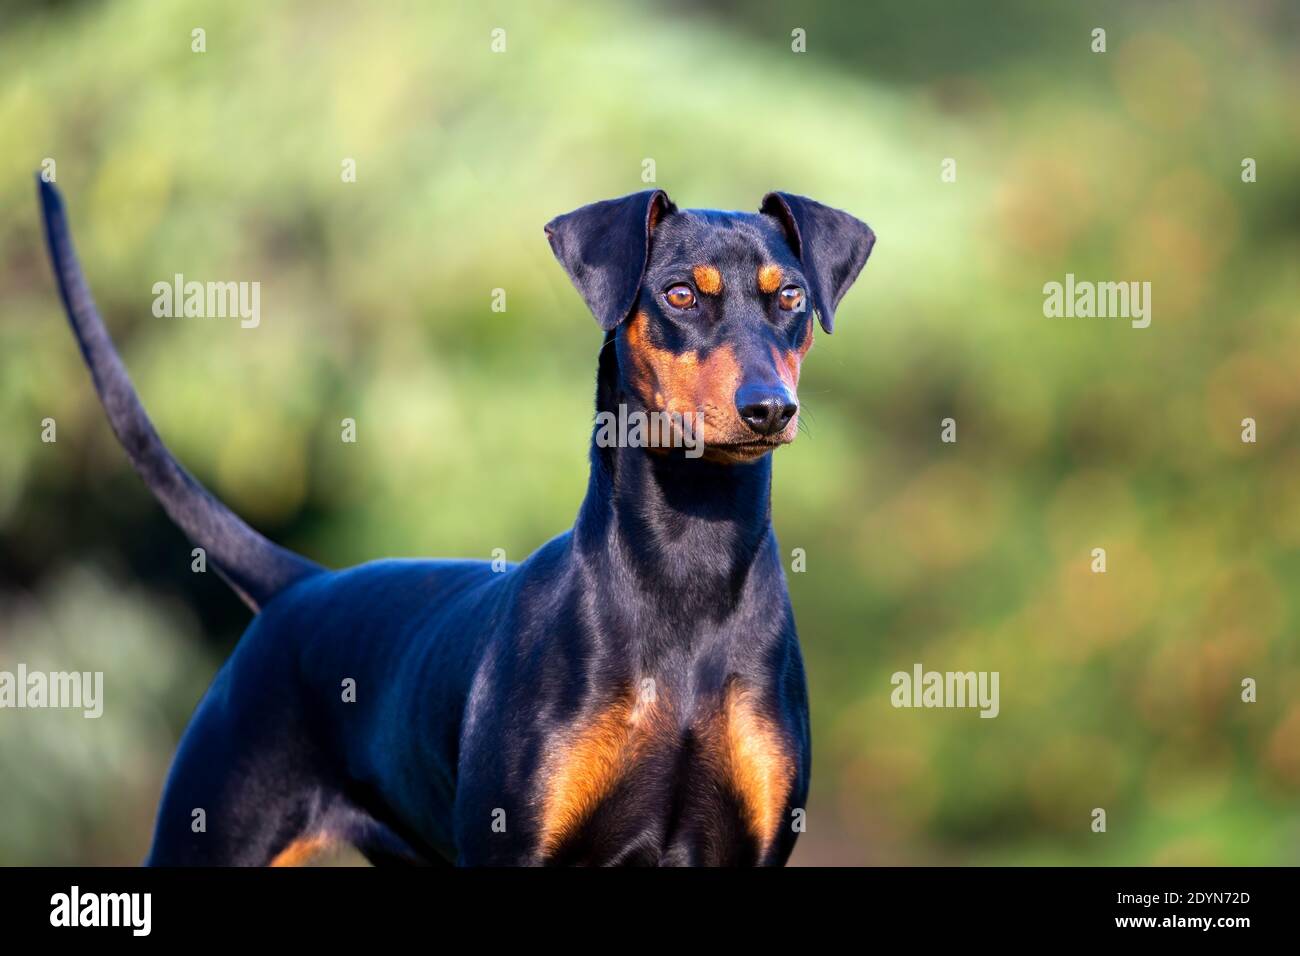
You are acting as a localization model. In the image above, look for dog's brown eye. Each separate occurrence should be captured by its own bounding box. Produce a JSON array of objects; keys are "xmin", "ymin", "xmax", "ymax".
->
[
  {"xmin": 664, "ymin": 284, "xmax": 696, "ymax": 310},
  {"xmin": 778, "ymin": 286, "xmax": 805, "ymax": 312}
]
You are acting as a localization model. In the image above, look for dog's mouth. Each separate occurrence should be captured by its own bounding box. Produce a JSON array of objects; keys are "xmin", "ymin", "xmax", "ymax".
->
[
  {"xmin": 703, "ymin": 435, "xmax": 791, "ymax": 463},
  {"xmin": 631, "ymin": 403, "xmax": 797, "ymax": 463}
]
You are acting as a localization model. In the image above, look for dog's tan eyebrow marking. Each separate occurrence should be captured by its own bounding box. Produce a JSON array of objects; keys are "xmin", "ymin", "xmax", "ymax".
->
[
  {"xmin": 757, "ymin": 265, "xmax": 783, "ymax": 294},
  {"xmin": 692, "ymin": 265, "xmax": 723, "ymax": 296}
]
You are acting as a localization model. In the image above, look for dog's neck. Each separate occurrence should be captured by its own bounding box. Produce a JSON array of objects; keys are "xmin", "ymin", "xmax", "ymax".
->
[{"xmin": 573, "ymin": 339, "xmax": 777, "ymax": 627}]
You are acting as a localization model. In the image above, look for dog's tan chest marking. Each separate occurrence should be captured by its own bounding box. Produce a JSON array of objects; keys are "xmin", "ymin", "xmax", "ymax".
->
[
  {"xmin": 711, "ymin": 685, "xmax": 796, "ymax": 853},
  {"xmin": 537, "ymin": 691, "xmax": 665, "ymax": 854},
  {"xmin": 536, "ymin": 683, "xmax": 794, "ymax": 858}
]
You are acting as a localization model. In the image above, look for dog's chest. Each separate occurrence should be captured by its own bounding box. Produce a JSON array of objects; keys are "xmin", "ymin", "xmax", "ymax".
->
[{"xmin": 532, "ymin": 682, "xmax": 796, "ymax": 865}]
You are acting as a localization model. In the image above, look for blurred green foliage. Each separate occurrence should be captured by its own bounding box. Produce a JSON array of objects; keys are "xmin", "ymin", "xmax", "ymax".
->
[{"xmin": 1, "ymin": 0, "xmax": 1298, "ymax": 865}]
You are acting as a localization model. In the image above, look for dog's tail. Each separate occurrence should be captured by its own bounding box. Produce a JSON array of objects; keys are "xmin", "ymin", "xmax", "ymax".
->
[{"xmin": 37, "ymin": 176, "xmax": 324, "ymax": 612}]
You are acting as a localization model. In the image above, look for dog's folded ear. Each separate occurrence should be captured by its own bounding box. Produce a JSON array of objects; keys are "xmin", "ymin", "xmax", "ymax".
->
[
  {"xmin": 545, "ymin": 190, "xmax": 676, "ymax": 331},
  {"xmin": 760, "ymin": 192, "xmax": 875, "ymax": 333}
]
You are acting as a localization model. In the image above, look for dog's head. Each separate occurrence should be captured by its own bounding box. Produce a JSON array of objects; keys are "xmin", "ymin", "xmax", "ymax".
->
[{"xmin": 546, "ymin": 190, "xmax": 875, "ymax": 463}]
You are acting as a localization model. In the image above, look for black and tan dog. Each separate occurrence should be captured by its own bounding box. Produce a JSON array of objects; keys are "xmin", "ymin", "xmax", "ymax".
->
[{"xmin": 38, "ymin": 180, "xmax": 874, "ymax": 866}]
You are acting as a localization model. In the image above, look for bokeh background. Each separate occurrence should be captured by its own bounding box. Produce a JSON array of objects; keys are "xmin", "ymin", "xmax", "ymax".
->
[{"xmin": 1, "ymin": 0, "xmax": 1298, "ymax": 865}]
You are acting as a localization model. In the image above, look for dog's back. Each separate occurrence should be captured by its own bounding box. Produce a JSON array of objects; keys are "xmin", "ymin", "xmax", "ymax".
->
[{"xmin": 147, "ymin": 558, "xmax": 500, "ymax": 865}]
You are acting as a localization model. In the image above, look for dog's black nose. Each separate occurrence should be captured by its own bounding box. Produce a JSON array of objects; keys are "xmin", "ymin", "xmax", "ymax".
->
[{"xmin": 736, "ymin": 385, "xmax": 797, "ymax": 437}]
